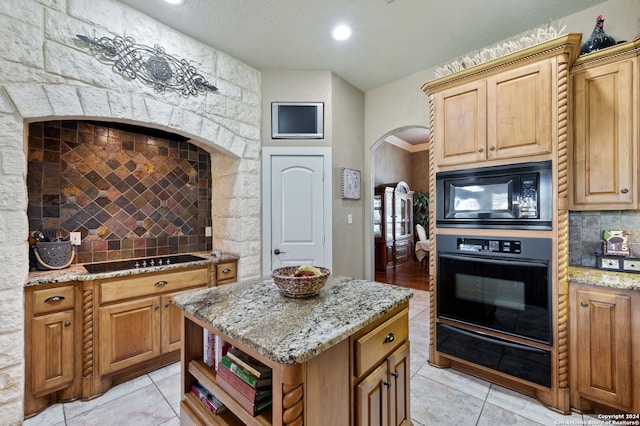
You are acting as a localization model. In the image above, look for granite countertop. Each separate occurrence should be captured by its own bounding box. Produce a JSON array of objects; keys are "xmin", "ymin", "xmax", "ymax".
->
[
  {"xmin": 569, "ymin": 265, "xmax": 640, "ymax": 291},
  {"xmin": 24, "ymin": 252, "xmax": 238, "ymax": 287},
  {"xmin": 173, "ymin": 276, "xmax": 413, "ymax": 365}
]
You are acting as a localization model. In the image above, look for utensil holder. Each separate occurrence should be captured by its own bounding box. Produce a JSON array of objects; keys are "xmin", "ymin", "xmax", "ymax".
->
[{"xmin": 34, "ymin": 241, "xmax": 75, "ymax": 270}]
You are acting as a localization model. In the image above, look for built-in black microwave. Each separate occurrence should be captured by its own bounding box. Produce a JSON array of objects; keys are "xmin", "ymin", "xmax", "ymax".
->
[{"xmin": 435, "ymin": 161, "xmax": 552, "ymax": 230}]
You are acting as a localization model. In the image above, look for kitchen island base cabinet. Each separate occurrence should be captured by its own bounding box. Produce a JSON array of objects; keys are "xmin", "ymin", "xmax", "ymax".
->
[
  {"xmin": 180, "ymin": 316, "xmax": 351, "ymax": 426},
  {"xmin": 180, "ymin": 306, "xmax": 410, "ymax": 425},
  {"xmin": 356, "ymin": 342, "xmax": 410, "ymax": 426},
  {"xmin": 569, "ymin": 282, "xmax": 639, "ymax": 413}
]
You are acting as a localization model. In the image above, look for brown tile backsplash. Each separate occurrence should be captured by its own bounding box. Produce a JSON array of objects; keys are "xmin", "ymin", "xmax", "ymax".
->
[
  {"xmin": 569, "ymin": 210, "xmax": 640, "ymax": 267},
  {"xmin": 28, "ymin": 120, "xmax": 212, "ymax": 265}
]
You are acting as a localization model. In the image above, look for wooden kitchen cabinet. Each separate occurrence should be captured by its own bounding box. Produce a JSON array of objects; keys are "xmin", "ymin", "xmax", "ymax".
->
[
  {"xmin": 569, "ymin": 282, "xmax": 639, "ymax": 413},
  {"xmin": 24, "ymin": 282, "xmax": 81, "ymax": 418},
  {"xmin": 99, "ymin": 296, "xmax": 161, "ymax": 374},
  {"xmin": 424, "ymin": 34, "xmax": 581, "ymax": 170},
  {"xmin": 97, "ymin": 267, "xmax": 209, "ymax": 376},
  {"xmin": 353, "ymin": 309, "xmax": 410, "ymax": 426},
  {"xmin": 432, "ymin": 79, "xmax": 487, "ymax": 166},
  {"xmin": 431, "ymin": 58, "xmax": 553, "ymax": 168},
  {"xmin": 569, "ymin": 39, "xmax": 640, "ymax": 210},
  {"xmin": 215, "ymin": 260, "xmax": 238, "ymax": 285},
  {"xmin": 356, "ymin": 343, "xmax": 410, "ymax": 426}
]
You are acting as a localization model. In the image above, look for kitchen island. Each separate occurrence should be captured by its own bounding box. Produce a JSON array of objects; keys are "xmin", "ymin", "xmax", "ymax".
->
[{"xmin": 173, "ymin": 275, "xmax": 413, "ymax": 425}]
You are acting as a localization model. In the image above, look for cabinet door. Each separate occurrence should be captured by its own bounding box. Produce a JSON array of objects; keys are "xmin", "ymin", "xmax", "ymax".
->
[
  {"xmin": 433, "ymin": 79, "xmax": 487, "ymax": 167},
  {"xmin": 388, "ymin": 342, "xmax": 410, "ymax": 426},
  {"xmin": 31, "ymin": 310, "xmax": 75, "ymax": 395},
  {"xmin": 161, "ymin": 293, "xmax": 182, "ymax": 353},
  {"xmin": 487, "ymin": 59, "xmax": 553, "ymax": 159},
  {"xmin": 356, "ymin": 361, "xmax": 389, "ymax": 426},
  {"xmin": 571, "ymin": 58, "xmax": 637, "ymax": 209},
  {"xmin": 575, "ymin": 289, "xmax": 632, "ymax": 409},
  {"xmin": 99, "ymin": 297, "xmax": 161, "ymax": 375}
]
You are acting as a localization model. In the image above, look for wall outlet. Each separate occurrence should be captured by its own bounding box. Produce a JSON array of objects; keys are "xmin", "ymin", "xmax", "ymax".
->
[
  {"xmin": 347, "ymin": 214, "xmax": 353, "ymax": 224},
  {"xmin": 205, "ymin": 226, "xmax": 212, "ymax": 237},
  {"xmin": 70, "ymin": 232, "xmax": 82, "ymax": 246}
]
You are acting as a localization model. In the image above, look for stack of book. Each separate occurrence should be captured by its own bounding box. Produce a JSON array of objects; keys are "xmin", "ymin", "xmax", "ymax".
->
[
  {"xmin": 191, "ymin": 381, "xmax": 228, "ymax": 415},
  {"xmin": 216, "ymin": 347, "xmax": 273, "ymax": 416}
]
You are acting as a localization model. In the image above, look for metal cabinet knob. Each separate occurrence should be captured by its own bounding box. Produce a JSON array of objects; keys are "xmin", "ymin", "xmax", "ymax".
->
[
  {"xmin": 383, "ymin": 333, "xmax": 395, "ymax": 343},
  {"xmin": 478, "ymin": 147, "xmax": 484, "ymax": 153},
  {"xmin": 580, "ymin": 301, "xmax": 588, "ymax": 307},
  {"xmin": 621, "ymin": 188, "xmax": 629, "ymax": 194},
  {"xmin": 64, "ymin": 321, "xmax": 71, "ymax": 327},
  {"xmin": 489, "ymin": 146, "xmax": 495, "ymax": 151}
]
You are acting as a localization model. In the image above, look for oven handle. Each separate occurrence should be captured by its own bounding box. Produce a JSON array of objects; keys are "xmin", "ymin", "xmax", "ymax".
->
[
  {"xmin": 439, "ymin": 253, "xmax": 548, "ymax": 269},
  {"xmin": 439, "ymin": 323, "xmax": 548, "ymax": 354}
]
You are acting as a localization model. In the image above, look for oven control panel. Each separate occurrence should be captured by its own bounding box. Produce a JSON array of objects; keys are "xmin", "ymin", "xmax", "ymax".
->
[{"xmin": 457, "ymin": 238, "xmax": 522, "ymax": 254}]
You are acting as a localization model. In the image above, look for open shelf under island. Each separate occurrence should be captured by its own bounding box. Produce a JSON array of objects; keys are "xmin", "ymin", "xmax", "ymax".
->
[{"xmin": 173, "ymin": 275, "xmax": 413, "ymax": 426}]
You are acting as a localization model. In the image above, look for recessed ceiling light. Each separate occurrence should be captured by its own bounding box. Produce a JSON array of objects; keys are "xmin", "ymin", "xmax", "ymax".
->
[
  {"xmin": 163, "ymin": 0, "xmax": 184, "ymax": 5},
  {"xmin": 332, "ymin": 25, "xmax": 352, "ymax": 41}
]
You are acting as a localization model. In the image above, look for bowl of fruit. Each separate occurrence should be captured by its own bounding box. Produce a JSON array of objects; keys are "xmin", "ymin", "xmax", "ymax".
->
[{"xmin": 271, "ymin": 265, "xmax": 331, "ymax": 298}]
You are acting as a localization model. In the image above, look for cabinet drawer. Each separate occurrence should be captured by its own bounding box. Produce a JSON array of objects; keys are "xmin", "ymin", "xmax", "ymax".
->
[
  {"xmin": 100, "ymin": 268, "xmax": 208, "ymax": 304},
  {"xmin": 216, "ymin": 262, "xmax": 237, "ymax": 284},
  {"xmin": 354, "ymin": 309, "xmax": 408, "ymax": 378},
  {"xmin": 32, "ymin": 285, "xmax": 75, "ymax": 315}
]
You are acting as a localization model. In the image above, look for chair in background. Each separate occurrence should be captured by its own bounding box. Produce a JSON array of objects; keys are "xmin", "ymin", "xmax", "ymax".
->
[{"xmin": 415, "ymin": 224, "xmax": 430, "ymax": 271}]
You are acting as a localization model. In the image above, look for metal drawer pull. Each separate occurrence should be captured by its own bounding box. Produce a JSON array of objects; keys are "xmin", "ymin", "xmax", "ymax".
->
[
  {"xmin": 383, "ymin": 333, "xmax": 395, "ymax": 343},
  {"xmin": 44, "ymin": 296, "xmax": 65, "ymax": 303},
  {"xmin": 154, "ymin": 281, "xmax": 168, "ymax": 286},
  {"xmin": 222, "ymin": 269, "xmax": 231, "ymax": 273},
  {"xmin": 64, "ymin": 321, "xmax": 71, "ymax": 327}
]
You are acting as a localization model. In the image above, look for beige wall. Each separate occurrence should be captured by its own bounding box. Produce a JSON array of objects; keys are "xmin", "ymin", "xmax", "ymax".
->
[
  {"xmin": 331, "ymin": 74, "xmax": 365, "ymax": 278},
  {"xmin": 362, "ymin": 0, "xmax": 640, "ymax": 278},
  {"xmin": 261, "ymin": 71, "xmax": 366, "ymax": 278}
]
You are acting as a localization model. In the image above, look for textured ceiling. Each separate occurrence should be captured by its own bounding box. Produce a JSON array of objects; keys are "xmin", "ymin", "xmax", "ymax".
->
[{"xmin": 117, "ymin": 0, "xmax": 602, "ymax": 92}]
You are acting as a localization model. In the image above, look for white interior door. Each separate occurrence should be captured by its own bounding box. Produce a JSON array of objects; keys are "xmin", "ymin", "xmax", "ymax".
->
[{"xmin": 262, "ymin": 147, "xmax": 332, "ymax": 274}]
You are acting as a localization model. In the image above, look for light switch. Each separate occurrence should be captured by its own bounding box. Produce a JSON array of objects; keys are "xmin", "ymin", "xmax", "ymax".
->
[
  {"xmin": 205, "ymin": 226, "xmax": 212, "ymax": 237},
  {"xmin": 347, "ymin": 214, "xmax": 353, "ymax": 224}
]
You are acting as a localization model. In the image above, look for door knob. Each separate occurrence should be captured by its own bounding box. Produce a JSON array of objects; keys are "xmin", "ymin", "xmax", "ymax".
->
[{"xmin": 274, "ymin": 249, "xmax": 286, "ymax": 255}]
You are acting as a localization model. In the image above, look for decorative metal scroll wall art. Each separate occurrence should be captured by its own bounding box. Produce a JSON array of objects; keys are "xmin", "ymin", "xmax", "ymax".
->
[{"xmin": 76, "ymin": 34, "xmax": 217, "ymax": 97}]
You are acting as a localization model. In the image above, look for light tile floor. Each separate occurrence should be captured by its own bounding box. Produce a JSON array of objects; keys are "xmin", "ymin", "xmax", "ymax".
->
[{"xmin": 25, "ymin": 289, "xmax": 601, "ymax": 425}]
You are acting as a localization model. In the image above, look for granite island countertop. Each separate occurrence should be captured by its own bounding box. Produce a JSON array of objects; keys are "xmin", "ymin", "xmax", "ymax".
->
[
  {"xmin": 24, "ymin": 252, "xmax": 238, "ymax": 287},
  {"xmin": 173, "ymin": 275, "xmax": 413, "ymax": 365},
  {"xmin": 569, "ymin": 265, "xmax": 640, "ymax": 291}
]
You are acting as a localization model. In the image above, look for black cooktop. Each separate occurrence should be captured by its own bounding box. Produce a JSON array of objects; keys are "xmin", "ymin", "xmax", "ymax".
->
[{"xmin": 82, "ymin": 254, "xmax": 206, "ymax": 274}]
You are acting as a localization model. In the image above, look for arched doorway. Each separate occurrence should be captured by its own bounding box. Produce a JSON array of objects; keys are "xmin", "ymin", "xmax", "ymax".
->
[{"xmin": 371, "ymin": 126, "xmax": 429, "ymax": 290}]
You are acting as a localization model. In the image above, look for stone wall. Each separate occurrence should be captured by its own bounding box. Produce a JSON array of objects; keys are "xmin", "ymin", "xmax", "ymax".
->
[{"xmin": 0, "ymin": 0, "xmax": 261, "ymax": 423}]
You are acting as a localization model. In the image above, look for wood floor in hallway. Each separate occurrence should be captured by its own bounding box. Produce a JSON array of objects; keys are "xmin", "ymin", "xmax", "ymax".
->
[{"xmin": 374, "ymin": 259, "xmax": 429, "ymax": 291}]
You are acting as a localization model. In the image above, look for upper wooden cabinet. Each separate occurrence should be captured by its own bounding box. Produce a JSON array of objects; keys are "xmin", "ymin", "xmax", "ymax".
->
[
  {"xmin": 569, "ymin": 38, "xmax": 640, "ymax": 210},
  {"xmin": 424, "ymin": 34, "xmax": 582, "ymax": 169}
]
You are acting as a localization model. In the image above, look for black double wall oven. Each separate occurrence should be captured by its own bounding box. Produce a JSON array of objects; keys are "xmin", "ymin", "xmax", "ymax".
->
[{"xmin": 435, "ymin": 161, "xmax": 553, "ymax": 388}]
